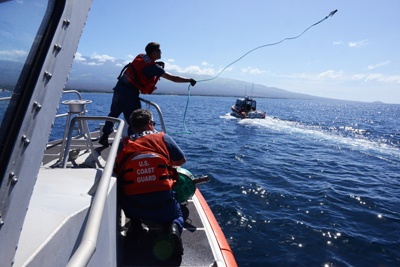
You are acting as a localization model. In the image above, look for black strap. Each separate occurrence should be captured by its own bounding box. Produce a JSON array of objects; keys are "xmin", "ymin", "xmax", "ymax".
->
[
  {"xmin": 117, "ymin": 62, "xmax": 145, "ymax": 89},
  {"xmin": 115, "ymin": 152, "xmax": 135, "ymax": 174},
  {"xmin": 117, "ymin": 64, "xmax": 129, "ymax": 80}
]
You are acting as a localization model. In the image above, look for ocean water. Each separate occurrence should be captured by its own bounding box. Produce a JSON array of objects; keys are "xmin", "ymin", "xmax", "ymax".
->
[{"xmin": 54, "ymin": 92, "xmax": 399, "ymax": 267}]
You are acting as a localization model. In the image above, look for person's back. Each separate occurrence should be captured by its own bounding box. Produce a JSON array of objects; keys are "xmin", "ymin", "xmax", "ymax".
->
[{"xmin": 114, "ymin": 109, "xmax": 186, "ymax": 257}]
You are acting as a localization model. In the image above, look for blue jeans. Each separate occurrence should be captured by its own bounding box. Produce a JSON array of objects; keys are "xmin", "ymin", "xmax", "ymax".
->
[{"xmin": 102, "ymin": 80, "xmax": 141, "ymax": 137}]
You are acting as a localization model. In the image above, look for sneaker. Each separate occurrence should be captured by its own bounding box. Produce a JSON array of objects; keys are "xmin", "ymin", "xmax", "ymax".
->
[
  {"xmin": 98, "ymin": 135, "xmax": 109, "ymax": 147},
  {"xmin": 168, "ymin": 223, "xmax": 183, "ymax": 256}
]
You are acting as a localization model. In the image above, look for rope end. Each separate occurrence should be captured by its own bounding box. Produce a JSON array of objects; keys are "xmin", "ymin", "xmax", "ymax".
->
[{"xmin": 329, "ymin": 9, "xmax": 338, "ymax": 17}]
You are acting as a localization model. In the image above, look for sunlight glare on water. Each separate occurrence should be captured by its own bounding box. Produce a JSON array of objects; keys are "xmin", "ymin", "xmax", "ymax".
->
[{"xmin": 49, "ymin": 94, "xmax": 400, "ymax": 266}]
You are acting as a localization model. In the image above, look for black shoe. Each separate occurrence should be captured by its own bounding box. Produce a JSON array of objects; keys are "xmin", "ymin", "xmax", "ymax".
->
[
  {"xmin": 98, "ymin": 135, "xmax": 109, "ymax": 147},
  {"xmin": 168, "ymin": 223, "xmax": 183, "ymax": 256}
]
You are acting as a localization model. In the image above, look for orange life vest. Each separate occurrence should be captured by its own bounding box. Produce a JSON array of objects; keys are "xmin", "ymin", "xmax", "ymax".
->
[
  {"xmin": 115, "ymin": 132, "xmax": 177, "ymax": 195},
  {"xmin": 121, "ymin": 54, "xmax": 159, "ymax": 94}
]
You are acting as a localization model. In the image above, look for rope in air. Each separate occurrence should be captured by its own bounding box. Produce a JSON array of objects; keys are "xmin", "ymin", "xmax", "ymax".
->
[{"xmin": 181, "ymin": 9, "xmax": 338, "ymax": 133}]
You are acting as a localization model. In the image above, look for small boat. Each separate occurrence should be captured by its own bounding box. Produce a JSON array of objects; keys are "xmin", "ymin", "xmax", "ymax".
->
[
  {"xmin": 0, "ymin": 1, "xmax": 237, "ymax": 266},
  {"xmin": 231, "ymin": 96, "xmax": 266, "ymax": 119}
]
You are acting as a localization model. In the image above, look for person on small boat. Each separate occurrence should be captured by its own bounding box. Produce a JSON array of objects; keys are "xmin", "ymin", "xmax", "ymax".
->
[
  {"xmin": 113, "ymin": 109, "xmax": 186, "ymax": 256},
  {"xmin": 99, "ymin": 42, "xmax": 197, "ymax": 147}
]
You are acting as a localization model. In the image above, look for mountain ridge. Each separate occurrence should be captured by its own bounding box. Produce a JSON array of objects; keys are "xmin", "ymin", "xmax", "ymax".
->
[
  {"xmin": 0, "ymin": 58, "xmax": 323, "ymax": 100},
  {"xmin": 65, "ymin": 57, "xmax": 322, "ymax": 100}
]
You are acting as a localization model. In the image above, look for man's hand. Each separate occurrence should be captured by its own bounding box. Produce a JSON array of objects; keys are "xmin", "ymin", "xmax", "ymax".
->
[{"xmin": 190, "ymin": 79, "xmax": 197, "ymax": 86}]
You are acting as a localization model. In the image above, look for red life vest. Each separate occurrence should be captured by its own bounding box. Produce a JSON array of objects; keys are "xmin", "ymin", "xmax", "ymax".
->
[
  {"xmin": 122, "ymin": 54, "xmax": 159, "ymax": 94},
  {"xmin": 115, "ymin": 132, "xmax": 177, "ymax": 196}
]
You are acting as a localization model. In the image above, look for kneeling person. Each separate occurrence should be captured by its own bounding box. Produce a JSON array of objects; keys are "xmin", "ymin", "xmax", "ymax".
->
[{"xmin": 114, "ymin": 109, "xmax": 186, "ymax": 256}]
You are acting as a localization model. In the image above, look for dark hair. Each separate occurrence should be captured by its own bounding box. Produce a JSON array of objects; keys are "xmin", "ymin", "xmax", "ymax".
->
[
  {"xmin": 129, "ymin": 109, "xmax": 152, "ymax": 132},
  {"xmin": 145, "ymin": 42, "xmax": 160, "ymax": 55}
]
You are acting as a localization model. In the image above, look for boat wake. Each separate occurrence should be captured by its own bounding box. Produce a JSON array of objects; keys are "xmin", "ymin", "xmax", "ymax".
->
[
  {"xmin": 220, "ymin": 113, "xmax": 238, "ymax": 120},
  {"xmin": 222, "ymin": 113, "xmax": 400, "ymax": 161}
]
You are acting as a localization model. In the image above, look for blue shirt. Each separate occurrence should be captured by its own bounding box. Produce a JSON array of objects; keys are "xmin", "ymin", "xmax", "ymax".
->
[
  {"xmin": 163, "ymin": 133, "xmax": 185, "ymax": 163},
  {"xmin": 143, "ymin": 64, "xmax": 165, "ymax": 79}
]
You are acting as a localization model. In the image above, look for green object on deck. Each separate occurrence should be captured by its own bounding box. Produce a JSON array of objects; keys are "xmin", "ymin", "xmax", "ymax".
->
[{"xmin": 174, "ymin": 167, "xmax": 196, "ymax": 203}]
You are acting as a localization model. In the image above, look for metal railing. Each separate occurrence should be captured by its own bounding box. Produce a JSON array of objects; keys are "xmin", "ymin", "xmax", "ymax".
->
[
  {"xmin": 56, "ymin": 90, "xmax": 84, "ymax": 118},
  {"xmin": 55, "ymin": 90, "xmax": 87, "ymax": 138},
  {"xmin": 139, "ymin": 97, "xmax": 167, "ymax": 133},
  {"xmin": 0, "ymin": 90, "xmax": 81, "ymax": 104},
  {"xmin": 66, "ymin": 116, "xmax": 124, "ymax": 267},
  {"xmin": 61, "ymin": 116, "xmax": 122, "ymax": 168},
  {"xmin": 59, "ymin": 94, "xmax": 167, "ymax": 266},
  {"xmin": 64, "ymin": 97, "xmax": 167, "ymax": 267}
]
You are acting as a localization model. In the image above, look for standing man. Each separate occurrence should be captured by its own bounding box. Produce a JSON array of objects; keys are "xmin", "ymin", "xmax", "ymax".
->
[
  {"xmin": 99, "ymin": 42, "xmax": 197, "ymax": 147},
  {"xmin": 113, "ymin": 109, "xmax": 186, "ymax": 256}
]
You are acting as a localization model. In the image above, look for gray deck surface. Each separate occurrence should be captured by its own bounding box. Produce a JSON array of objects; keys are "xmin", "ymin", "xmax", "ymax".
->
[
  {"xmin": 122, "ymin": 201, "xmax": 215, "ymax": 266},
  {"xmin": 43, "ymin": 133, "xmax": 215, "ymax": 267}
]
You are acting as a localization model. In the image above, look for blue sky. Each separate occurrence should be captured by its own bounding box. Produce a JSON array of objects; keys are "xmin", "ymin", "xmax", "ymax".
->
[
  {"xmin": 2, "ymin": 1, "xmax": 399, "ymax": 104},
  {"xmin": 74, "ymin": 0, "xmax": 400, "ymax": 104}
]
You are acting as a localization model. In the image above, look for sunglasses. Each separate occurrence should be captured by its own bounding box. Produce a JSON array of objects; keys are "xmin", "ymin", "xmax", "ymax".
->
[{"xmin": 150, "ymin": 120, "xmax": 156, "ymax": 126}]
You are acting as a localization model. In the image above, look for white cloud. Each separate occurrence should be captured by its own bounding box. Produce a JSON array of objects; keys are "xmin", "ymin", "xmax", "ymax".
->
[
  {"xmin": 166, "ymin": 62, "xmax": 215, "ymax": 76},
  {"xmin": 333, "ymin": 41, "xmax": 343, "ymax": 45},
  {"xmin": 367, "ymin": 61, "xmax": 390, "ymax": 70},
  {"xmin": 315, "ymin": 70, "xmax": 400, "ymax": 84},
  {"xmin": 348, "ymin": 39, "xmax": 369, "ymax": 48},
  {"xmin": 364, "ymin": 73, "xmax": 400, "ymax": 83},
  {"xmin": 0, "ymin": 49, "xmax": 27, "ymax": 60},
  {"xmin": 276, "ymin": 69, "xmax": 400, "ymax": 86},
  {"xmin": 364, "ymin": 73, "xmax": 382, "ymax": 82},
  {"xmin": 121, "ymin": 60, "xmax": 130, "ymax": 65},
  {"xmin": 318, "ymin": 70, "xmax": 344, "ymax": 79},
  {"xmin": 385, "ymin": 75, "xmax": 400, "ymax": 83},
  {"xmin": 351, "ymin": 74, "xmax": 366, "ymax": 80},
  {"xmin": 241, "ymin": 67, "xmax": 267, "ymax": 75},
  {"xmin": 90, "ymin": 52, "xmax": 115, "ymax": 62},
  {"xmin": 87, "ymin": 61, "xmax": 103, "ymax": 66},
  {"xmin": 283, "ymin": 70, "xmax": 344, "ymax": 81},
  {"xmin": 74, "ymin": 52, "xmax": 86, "ymax": 62},
  {"xmin": 0, "ymin": 49, "xmax": 26, "ymax": 56}
]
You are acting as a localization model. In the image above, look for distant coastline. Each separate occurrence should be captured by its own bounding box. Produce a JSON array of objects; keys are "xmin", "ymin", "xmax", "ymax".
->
[
  {"xmin": 69, "ymin": 86, "xmax": 324, "ymax": 100},
  {"xmin": 0, "ymin": 59, "xmax": 393, "ymax": 104},
  {"xmin": 65, "ymin": 75, "xmax": 324, "ymax": 100}
]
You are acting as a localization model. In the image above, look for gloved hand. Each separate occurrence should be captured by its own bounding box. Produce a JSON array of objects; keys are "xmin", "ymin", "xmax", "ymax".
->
[{"xmin": 190, "ymin": 78, "xmax": 197, "ymax": 86}]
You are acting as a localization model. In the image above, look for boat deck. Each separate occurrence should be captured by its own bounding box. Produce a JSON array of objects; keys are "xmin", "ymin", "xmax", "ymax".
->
[
  {"xmin": 42, "ymin": 133, "xmax": 221, "ymax": 267},
  {"xmin": 122, "ymin": 200, "xmax": 216, "ymax": 266}
]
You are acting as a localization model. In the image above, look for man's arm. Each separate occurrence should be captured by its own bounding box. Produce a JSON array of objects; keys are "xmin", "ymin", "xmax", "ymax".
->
[
  {"xmin": 161, "ymin": 72, "xmax": 196, "ymax": 86},
  {"xmin": 163, "ymin": 134, "xmax": 187, "ymax": 166},
  {"xmin": 172, "ymin": 156, "xmax": 186, "ymax": 167}
]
